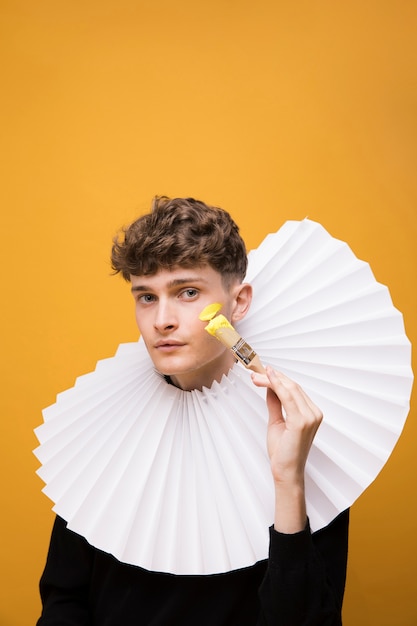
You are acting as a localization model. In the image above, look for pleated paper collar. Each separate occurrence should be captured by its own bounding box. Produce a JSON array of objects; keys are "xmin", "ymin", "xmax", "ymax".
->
[
  {"xmin": 34, "ymin": 219, "xmax": 413, "ymax": 575},
  {"xmin": 35, "ymin": 343, "xmax": 274, "ymax": 574}
]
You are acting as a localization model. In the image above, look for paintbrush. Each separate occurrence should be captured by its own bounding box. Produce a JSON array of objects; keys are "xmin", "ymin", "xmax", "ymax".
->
[{"xmin": 199, "ymin": 303, "xmax": 266, "ymax": 374}]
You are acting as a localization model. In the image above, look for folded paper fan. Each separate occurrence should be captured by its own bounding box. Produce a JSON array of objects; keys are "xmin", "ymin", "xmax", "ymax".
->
[
  {"xmin": 34, "ymin": 218, "xmax": 413, "ymax": 575},
  {"xmin": 238, "ymin": 219, "xmax": 413, "ymax": 527}
]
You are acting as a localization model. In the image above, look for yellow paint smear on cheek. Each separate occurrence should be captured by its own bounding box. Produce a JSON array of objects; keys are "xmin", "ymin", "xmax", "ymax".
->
[
  {"xmin": 198, "ymin": 302, "xmax": 223, "ymax": 321},
  {"xmin": 199, "ymin": 303, "xmax": 237, "ymax": 341}
]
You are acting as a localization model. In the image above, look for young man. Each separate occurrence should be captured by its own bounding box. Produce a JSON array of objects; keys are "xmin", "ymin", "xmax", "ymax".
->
[{"xmin": 37, "ymin": 197, "xmax": 349, "ymax": 625}]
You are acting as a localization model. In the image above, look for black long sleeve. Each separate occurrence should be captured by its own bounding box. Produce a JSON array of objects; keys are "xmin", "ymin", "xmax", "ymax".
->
[
  {"xmin": 37, "ymin": 516, "xmax": 93, "ymax": 625},
  {"xmin": 38, "ymin": 511, "xmax": 348, "ymax": 625},
  {"xmin": 257, "ymin": 512, "xmax": 349, "ymax": 625}
]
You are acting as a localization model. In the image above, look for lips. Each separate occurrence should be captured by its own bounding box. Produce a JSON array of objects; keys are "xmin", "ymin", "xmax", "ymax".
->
[{"xmin": 154, "ymin": 340, "xmax": 185, "ymax": 350}]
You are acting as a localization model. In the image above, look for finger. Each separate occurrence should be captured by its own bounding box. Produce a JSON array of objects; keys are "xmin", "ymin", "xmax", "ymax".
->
[
  {"xmin": 266, "ymin": 369, "xmax": 316, "ymax": 407},
  {"xmin": 265, "ymin": 368, "xmax": 323, "ymax": 424},
  {"xmin": 251, "ymin": 371, "xmax": 270, "ymax": 388},
  {"xmin": 266, "ymin": 387, "xmax": 284, "ymax": 426},
  {"xmin": 253, "ymin": 367, "xmax": 312, "ymax": 417}
]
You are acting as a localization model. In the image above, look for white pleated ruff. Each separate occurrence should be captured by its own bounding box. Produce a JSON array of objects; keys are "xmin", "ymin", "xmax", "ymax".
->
[{"xmin": 34, "ymin": 218, "xmax": 413, "ymax": 575}]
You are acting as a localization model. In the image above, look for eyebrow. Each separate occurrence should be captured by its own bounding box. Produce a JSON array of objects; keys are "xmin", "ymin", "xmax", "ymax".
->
[{"xmin": 131, "ymin": 277, "xmax": 209, "ymax": 293}]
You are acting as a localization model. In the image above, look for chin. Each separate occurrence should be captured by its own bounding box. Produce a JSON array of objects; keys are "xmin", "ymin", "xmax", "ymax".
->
[{"xmin": 152, "ymin": 359, "xmax": 195, "ymax": 378}]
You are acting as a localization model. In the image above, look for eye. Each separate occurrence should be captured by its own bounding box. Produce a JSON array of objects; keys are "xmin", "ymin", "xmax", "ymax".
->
[
  {"xmin": 181, "ymin": 288, "xmax": 199, "ymax": 300},
  {"xmin": 138, "ymin": 293, "xmax": 156, "ymax": 304}
]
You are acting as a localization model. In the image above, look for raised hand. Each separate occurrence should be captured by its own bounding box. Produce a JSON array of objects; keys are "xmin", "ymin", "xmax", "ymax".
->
[{"xmin": 252, "ymin": 366, "xmax": 323, "ymax": 533}]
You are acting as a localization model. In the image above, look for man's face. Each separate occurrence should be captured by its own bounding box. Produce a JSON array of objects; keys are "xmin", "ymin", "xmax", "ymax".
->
[{"xmin": 131, "ymin": 265, "xmax": 247, "ymax": 391}]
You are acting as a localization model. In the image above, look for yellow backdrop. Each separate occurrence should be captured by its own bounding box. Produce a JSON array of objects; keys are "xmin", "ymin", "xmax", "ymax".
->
[{"xmin": 1, "ymin": 1, "xmax": 416, "ymax": 624}]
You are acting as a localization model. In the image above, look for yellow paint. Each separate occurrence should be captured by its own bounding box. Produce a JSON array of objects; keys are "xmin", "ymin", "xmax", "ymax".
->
[
  {"xmin": 198, "ymin": 302, "xmax": 223, "ymax": 321},
  {"xmin": 204, "ymin": 314, "xmax": 234, "ymax": 336},
  {"xmin": 1, "ymin": 2, "xmax": 417, "ymax": 624}
]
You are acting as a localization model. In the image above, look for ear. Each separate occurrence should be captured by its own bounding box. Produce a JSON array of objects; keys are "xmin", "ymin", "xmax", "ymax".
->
[{"xmin": 231, "ymin": 283, "xmax": 252, "ymax": 323}]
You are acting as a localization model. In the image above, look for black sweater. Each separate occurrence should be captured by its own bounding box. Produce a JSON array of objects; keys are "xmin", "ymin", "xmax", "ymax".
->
[{"xmin": 37, "ymin": 510, "xmax": 349, "ymax": 625}]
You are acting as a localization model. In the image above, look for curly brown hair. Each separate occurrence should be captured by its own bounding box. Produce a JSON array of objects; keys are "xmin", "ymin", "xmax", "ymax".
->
[{"xmin": 111, "ymin": 196, "xmax": 248, "ymax": 285}]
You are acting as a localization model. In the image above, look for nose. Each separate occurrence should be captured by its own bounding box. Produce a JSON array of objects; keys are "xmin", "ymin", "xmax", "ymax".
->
[{"xmin": 153, "ymin": 300, "xmax": 178, "ymax": 333}]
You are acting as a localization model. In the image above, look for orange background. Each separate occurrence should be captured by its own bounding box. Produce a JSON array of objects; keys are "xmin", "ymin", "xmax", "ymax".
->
[{"xmin": 1, "ymin": 1, "xmax": 416, "ymax": 624}]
